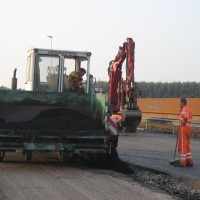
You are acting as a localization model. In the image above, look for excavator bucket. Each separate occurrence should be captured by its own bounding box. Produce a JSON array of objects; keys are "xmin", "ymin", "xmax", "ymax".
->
[{"xmin": 121, "ymin": 109, "xmax": 142, "ymax": 132}]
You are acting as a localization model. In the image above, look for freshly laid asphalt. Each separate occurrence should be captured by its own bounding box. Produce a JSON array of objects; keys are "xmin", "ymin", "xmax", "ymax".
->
[{"xmin": 117, "ymin": 130, "xmax": 200, "ymax": 181}]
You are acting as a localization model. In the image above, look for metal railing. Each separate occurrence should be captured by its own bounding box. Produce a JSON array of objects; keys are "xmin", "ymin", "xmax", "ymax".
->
[{"xmin": 142, "ymin": 117, "xmax": 200, "ymax": 134}]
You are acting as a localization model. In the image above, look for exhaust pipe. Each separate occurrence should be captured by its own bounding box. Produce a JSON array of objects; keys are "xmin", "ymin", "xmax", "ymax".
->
[{"xmin": 11, "ymin": 68, "xmax": 17, "ymax": 90}]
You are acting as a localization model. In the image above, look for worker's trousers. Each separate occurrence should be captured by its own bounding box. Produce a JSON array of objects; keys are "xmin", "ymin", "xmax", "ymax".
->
[{"xmin": 178, "ymin": 125, "xmax": 193, "ymax": 166}]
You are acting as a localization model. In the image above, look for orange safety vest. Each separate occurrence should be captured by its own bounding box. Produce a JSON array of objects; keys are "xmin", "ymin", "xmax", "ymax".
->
[{"xmin": 179, "ymin": 106, "xmax": 192, "ymax": 127}]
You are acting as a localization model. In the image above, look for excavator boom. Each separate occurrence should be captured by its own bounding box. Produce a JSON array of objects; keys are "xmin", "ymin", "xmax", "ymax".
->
[{"xmin": 108, "ymin": 38, "xmax": 142, "ymax": 132}]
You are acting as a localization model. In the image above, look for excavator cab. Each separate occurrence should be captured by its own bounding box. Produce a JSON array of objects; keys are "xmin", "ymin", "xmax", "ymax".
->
[{"xmin": 25, "ymin": 48, "xmax": 92, "ymax": 93}]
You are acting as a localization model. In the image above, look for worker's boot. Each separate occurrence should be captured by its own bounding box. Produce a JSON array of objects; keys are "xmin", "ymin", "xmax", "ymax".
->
[
  {"xmin": 174, "ymin": 163, "xmax": 186, "ymax": 167},
  {"xmin": 174, "ymin": 160, "xmax": 186, "ymax": 167},
  {"xmin": 186, "ymin": 158, "xmax": 193, "ymax": 167},
  {"xmin": 186, "ymin": 163, "xmax": 193, "ymax": 167}
]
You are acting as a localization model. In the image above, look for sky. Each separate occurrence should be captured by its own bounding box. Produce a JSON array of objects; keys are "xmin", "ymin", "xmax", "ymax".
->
[{"xmin": 0, "ymin": 0, "xmax": 200, "ymax": 89}]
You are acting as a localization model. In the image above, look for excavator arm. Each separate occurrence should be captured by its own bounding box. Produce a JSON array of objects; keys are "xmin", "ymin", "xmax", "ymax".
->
[
  {"xmin": 108, "ymin": 38, "xmax": 142, "ymax": 132},
  {"xmin": 108, "ymin": 45, "xmax": 125, "ymax": 112}
]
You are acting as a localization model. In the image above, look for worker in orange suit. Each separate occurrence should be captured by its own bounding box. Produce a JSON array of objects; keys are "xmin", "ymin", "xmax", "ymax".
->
[{"xmin": 175, "ymin": 98, "xmax": 193, "ymax": 167}]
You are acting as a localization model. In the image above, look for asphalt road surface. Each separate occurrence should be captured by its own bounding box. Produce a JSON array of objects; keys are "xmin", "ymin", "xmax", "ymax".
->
[
  {"xmin": 0, "ymin": 152, "xmax": 177, "ymax": 200},
  {"xmin": 1, "ymin": 130, "xmax": 199, "ymax": 200},
  {"xmin": 118, "ymin": 130, "xmax": 200, "ymax": 181}
]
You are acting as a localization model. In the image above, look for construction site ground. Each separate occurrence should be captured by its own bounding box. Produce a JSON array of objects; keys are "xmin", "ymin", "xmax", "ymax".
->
[
  {"xmin": 0, "ymin": 130, "xmax": 200, "ymax": 200},
  {"xmin": 0, "ymin": 152, "xmax": 179, "ymax": 200},
  {"xmin": 118, "ymin": 130, "xmax": 200, "ymax": 200}
]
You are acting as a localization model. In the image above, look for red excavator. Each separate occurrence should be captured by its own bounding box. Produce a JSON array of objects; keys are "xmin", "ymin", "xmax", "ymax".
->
[{"xmin": 108, "ymin": 38, "xmax": 142, "ymax": 132}]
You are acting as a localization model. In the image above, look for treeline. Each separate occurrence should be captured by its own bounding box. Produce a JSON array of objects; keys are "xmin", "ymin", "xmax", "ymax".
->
[
  {"xmin": 2, "ymin": 81, "xmax": 200, "ymax": 97},
  {"xmin": 138, "ymin": 82, "xmax": 200, "ymax": 98},
  {"xmin": 95, "ymin": 81, "xmax": 200, "ymax": 98},
  {"xmin": 0, "ymin": 86, "xmax": 10, "ymax": 90}
]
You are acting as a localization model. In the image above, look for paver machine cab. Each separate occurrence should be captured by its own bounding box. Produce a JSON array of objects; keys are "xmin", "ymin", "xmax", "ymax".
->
[
  {"xmin": 108, "ymin": 38, "xmax": 142, "ymax": 132},
  {"xmin": 0, "ymin": 48, "xmax": 118, "ymax": 161}
]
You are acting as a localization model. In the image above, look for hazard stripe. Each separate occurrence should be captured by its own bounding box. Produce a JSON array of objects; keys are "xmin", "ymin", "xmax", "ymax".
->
[
  {"xmin": 108, "ymin": 117, "xmax": 118, "ymax": 130},
  {"xmin": 108, "ymin": 117, "xmax": 118, "ymax": 136},
  {"xmin": 108, "ymin": 124, "xmax": 117, "ymax": 136}
]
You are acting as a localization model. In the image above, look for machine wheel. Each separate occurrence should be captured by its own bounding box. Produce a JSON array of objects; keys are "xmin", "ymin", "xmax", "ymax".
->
[
  {"xmin": 58, "ymin": 150, "xmax": 72, "ymax": 162},
  {"xmin": 104, "ymin": 147, "xmax": 118, "ymax": 168},
  {"xmin": 112, "ymin": 136, "xmax": 118, "ymax": 148},
  {"xmin": 110, "ymin": 147, "xmax": 118, "ymax": 161},
  {"xmin": 0, "ymin": 151, "xmax": 5, "ymax": 161},
  {"xmin": 123, "ymin": 125, "xmax": 137, "ymax": 133},
  {"xmin": 68, "ymin": 154, "xmax": 78, "ymax": 163},
  {"xmin": 24, "ymin": 150, "xmax": 32, "ymax": 161}
]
